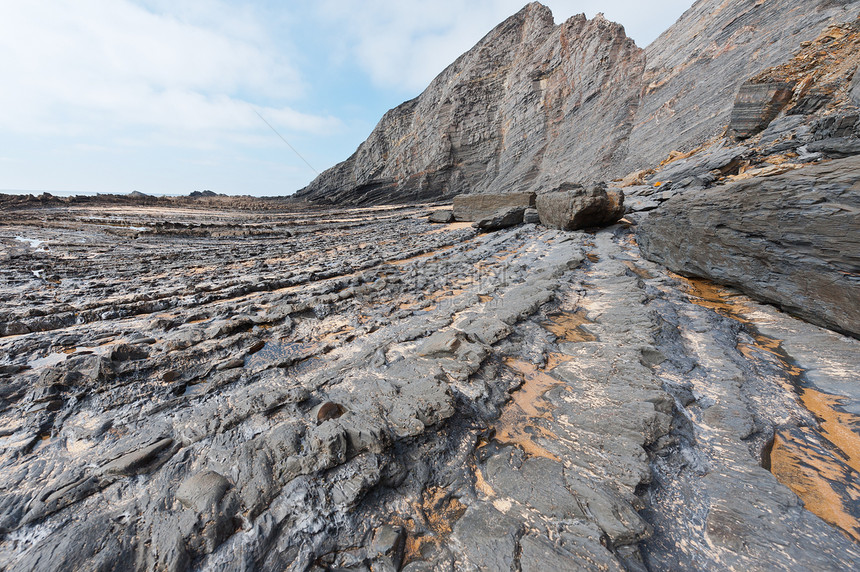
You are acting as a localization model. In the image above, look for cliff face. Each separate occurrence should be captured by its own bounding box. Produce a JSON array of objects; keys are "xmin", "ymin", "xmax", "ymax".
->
[
  {"xmin": 296, "ymin": 0, "xmax": 860, "ymax": 205},
  {"xmin": 295, "ymin": 3, "xmax": 644, "ymax": 204},
  {"xmin": 624, "ymin": 0, "xmax": 860, "ymax": 172}
]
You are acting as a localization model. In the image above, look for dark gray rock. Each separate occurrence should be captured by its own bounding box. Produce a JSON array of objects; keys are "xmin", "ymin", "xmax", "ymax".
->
[
  {"xmin": 453, "ymin": 192, "xmax": 535, "ymax": 222},
  {"xmin": 852, "ymin": 64, "xmax": 860, "ymax": 106},
  {"xmin": 427, "ymin": 210, "xmax": 454, "ymax": 223},
  {"xmin": 536, "ymin": 184, "xmax": 624, "ymax": 230},
  {"xmin": 639, "ymin": 157, "xmax": 860, "ymax": 338},
  {"xmin": 649, "ymin": 144, "xmax": 749, "ymax": 184},
  {"xmin": 625, "ymin": 195, "xmax": 660, "ymax": 213},
  {"xmin": 474, "ymin": 207, "xmax": 525, "ymax": 231},
  {"xmin": 369, "ymin": 525, "xmax": 406, "ymax": 572},
  {"xmin": 522, "ymin": 208, "xmax": 540, "ymax": 224},
  {"xmin": 451, "ymin": 504, "xmax": 523, "ymax": 571},
  {"xmin": 110, "ymin": 343, "xmax": 149, "ymax": 362},
  {"xmin": 806, "ymin": 136, "xmax": 860, "ymax": 157}
]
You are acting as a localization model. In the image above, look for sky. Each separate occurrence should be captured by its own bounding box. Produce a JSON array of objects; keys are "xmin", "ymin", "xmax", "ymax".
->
[{"xmin": 0, "ymin": 1, "xmax": 693, "ymax": 197}]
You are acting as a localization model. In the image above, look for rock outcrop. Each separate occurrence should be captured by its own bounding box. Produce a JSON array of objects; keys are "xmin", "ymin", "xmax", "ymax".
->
[
  {"xmin": 622, "ymin": 0, "xmax": 860, "ymax": 172},
  {"xmin": 4, "ymin": 2, "xmax": 860, "ymax": 570},
  {"xmin": 296, "ymin": 1, "xmax": 860, "ymax": 205},
  {"xmin": 295, "ymin": 3, "xmax": 645, "ymax": 205},
  {"xmin": 638, "ymin": 156, "xmax": 860, "ymax": 339},
  {"xmin": 535, "ymin": 183, "xmax": 624, "ymax": 230}
]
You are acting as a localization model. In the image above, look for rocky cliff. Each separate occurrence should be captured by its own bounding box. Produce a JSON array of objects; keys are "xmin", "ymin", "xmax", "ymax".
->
[
  {"xmin": 622, "ymin": 0, "xmax": 860, "ymax": 172},
  {"xmin": 296, "ymin": 0, "xmax": 860, "ymax": 205},
  {"xmin": 295, "ymin": 3, "xmax": 645, "ymax": 204}
]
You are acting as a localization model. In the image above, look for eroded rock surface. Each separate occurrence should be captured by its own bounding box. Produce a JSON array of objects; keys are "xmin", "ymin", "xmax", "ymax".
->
[
  {"xmin": 638, "ymin": 156, "xmax": 860, "ymax": 339},
  {"xmin": 1, "ymin": 200, "xmax": 859, "ymax": 570}
]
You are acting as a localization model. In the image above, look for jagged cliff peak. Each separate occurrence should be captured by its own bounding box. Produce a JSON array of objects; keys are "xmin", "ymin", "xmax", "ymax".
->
[
  {"xmin": 296, "ymin": 0, "xmax": 860, "ymax": 205},
  {"xmin": 295, "ymin": 4, "xmax": 642, "ymax": 205}
]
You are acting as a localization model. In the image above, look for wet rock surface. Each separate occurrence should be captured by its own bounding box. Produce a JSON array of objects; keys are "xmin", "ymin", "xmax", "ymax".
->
[{"xmin": 1, "ymin": 200, "xmax": 859, "ymax": 570}]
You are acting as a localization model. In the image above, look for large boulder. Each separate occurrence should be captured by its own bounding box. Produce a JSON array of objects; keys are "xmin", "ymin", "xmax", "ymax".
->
[
  {"xmin": 729, "ymin": 81, "xmax": 795, "ymax": 139},
  {"xmin": 638, "ymin": 157, "xmax": 860, "ymax": 339},
  {"xmin": 535, "ymin": 184, "xmax": 624, "ymax": 231},
  {"xmin": 453, "ymin": 192, "xmax": 535, "ymax": 222},
  {"xmin": 474, "ymin": 207, "xmax": 526, "ymax": 231}
]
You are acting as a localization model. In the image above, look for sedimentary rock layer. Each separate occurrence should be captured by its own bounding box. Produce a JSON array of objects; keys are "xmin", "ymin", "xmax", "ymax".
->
[
  {"xmin": 2, "ymin": 202, "xmax": 859, "ymax": 569},
  {"xmin": 623, "ymin": 0, "xmax": 860, "ymax": 172},
  {"xmin": 296, "ymin": 0, "xmax": 860, "ymax": 205},
  {"xmin": 295, "ymin": 3, "xmax": 645, "ymax": 204},
  {"xmin": 637, "ymin": 156, "xmax": 860, "ymax": 339}
]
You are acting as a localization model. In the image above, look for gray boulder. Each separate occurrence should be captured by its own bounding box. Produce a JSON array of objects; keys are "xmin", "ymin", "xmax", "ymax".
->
[
  {"xmin": 536, "ymin": 184, "xmax": 624, "ymax": 231},
  {"xmin": 807, "ymin": 137, "xmax": 860, "ymax": 158},
  {"xmin": 474, "ymin": 206, "xmax": 525, "ymax": 231},
  {"xmin": 427, "ymin": 210, "xmax": 454, "ymax": 223},
  {"xmin": 729, "ymin": 81, "xmax": 795, "ymax": 139}
]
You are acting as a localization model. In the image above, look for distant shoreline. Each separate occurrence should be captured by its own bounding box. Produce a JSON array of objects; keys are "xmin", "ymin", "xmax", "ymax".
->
[{"xmin": 0, "ymin": 189, "xmax": 296, "ymax": 198}]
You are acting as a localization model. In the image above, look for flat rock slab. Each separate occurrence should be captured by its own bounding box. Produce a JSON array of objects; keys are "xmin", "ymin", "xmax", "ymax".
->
[
  {"xmin": 638, "ymin": 156, "xmax": 860, "ymax": 338},
  {"xmin": 453, "ymin": 192, "xmax": 535, "ymax": 222}
]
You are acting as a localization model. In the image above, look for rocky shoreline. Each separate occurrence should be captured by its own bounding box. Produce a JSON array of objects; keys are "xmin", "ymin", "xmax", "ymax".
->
[
  {"xmin": 3, "ymin": 0, "xmax": 860, "ymax": 569},
  {"xmin": 1, "ymin": 201, "xmax": 858, "ymax": 570}
]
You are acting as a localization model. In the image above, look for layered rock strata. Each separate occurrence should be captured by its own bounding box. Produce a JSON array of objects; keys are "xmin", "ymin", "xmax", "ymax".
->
[
  {"xmin": 296, "ymin": 3, "xmax": 645, "ymax": 204},
  {"xmin": 1, "ymin": 203, "xmax": 858, "ymax": 569},
  {"xmin": 623, "ymin": 0, "xmax": 860, "ymax": 172},
  {"xmin": 638, "ymin": 155, "xmax": 860, "ymax": 339},
  {"xmin": 297, "ymin": 1, "xmax": 860, "ymax": 205}
]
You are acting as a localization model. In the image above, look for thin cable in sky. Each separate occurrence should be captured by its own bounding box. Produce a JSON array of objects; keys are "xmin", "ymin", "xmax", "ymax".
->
[{"xmin": 253, "ymin": 109, "xmax": 319, "ymax": 175}]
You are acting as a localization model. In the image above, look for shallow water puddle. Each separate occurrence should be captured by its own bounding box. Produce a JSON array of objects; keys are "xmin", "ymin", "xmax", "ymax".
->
[
  {"xmin": 544, "ymin": 351, "xmax": 573, "ymax": 370},
  {"xmin": 768, "ymin": 427, "xmax": 860, "ymax": 541},
  {"xmin": 622, "ymin": 260, "xmax": 654, "ymax": 279},
  {"xmin": 386, "ymin": 485, "xmax": 466, "ymax": 567},
  {"xmin": 680, "ymin": 275, "xmax": 860, "ymax": 541},
  {"xmin": 490, "ymin": 358, "xmax": 563, "ymax": 461},
  {"xmin": 541, "ymin": 310, "xmax": 598, "ymax": 343}
]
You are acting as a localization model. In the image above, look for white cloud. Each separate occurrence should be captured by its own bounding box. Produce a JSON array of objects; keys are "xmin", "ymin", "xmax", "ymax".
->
[
  {"xmin": 0, "ymin": 1, "xmax": 694, "ymax": 196},
  {"xmin": 314, "ymin": 0, "xmax": 528, "ymax": 92},
  {"xmin": 312, "ymin": 1, "xmax": 692, "ymax": 93},
  {"xmin": 0, "ymin": 0, "xmax": 337, "ymax": 139}
]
